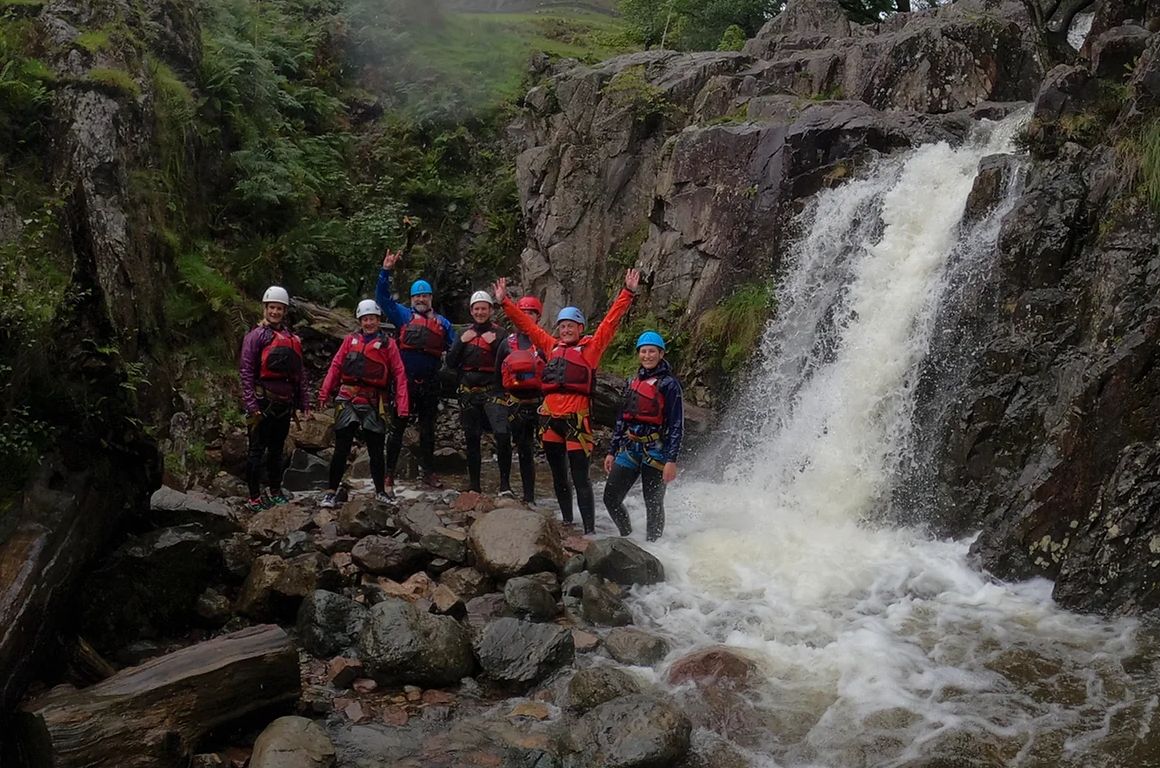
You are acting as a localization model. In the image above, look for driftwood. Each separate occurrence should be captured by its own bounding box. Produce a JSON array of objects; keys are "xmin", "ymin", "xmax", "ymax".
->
[{"xmin": 11, "ymin": 625, "xmax": 299, "ymax": 768}]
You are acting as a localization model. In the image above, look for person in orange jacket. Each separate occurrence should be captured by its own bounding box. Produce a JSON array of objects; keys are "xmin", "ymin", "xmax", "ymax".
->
[
  {"xmin": 492, "ymin": 269, "xmax": 640, "ymax": 534},
  {"xmin": 317, "ymin": 299, "xmax": 410, "ymax": 507}
]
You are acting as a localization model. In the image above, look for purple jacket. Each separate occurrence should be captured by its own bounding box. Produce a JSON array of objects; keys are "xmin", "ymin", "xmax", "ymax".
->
[{"xmin": 239, "ymin": 325, "xmax": 310, "ymax": 414}]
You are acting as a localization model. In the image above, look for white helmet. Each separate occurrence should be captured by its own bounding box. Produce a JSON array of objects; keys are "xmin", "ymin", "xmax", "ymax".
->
[
  {"xmin": 356, "ymin": 299, "xmax": 382, "ymax": 319},
  {"xmin": 469, "ymin": 290, "xmax": 494, "ymax": 307},
  {"xmin": 262, "ymin": 285, "xmax": 290, "ymax": 306}
]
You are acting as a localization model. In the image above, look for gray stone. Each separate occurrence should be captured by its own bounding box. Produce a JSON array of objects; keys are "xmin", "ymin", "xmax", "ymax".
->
[
  {"xmin": 440, "ymin": 566, "xmax": 495, "ymax": 600},
  {"xmin": 567, "ymin": 693, "xmax": 692, "ymax": 768},
  {"xmin": 473, "ymin": 617, "xmax": 574, "ymax": 687},
  {"xmin": 581, "ymin": 579, "xmax": 633, "ymax": 627},
  {"xmin": 397, "ymin": 502, "xmax": 444, "ymax": 539},
  {"xmin": 603, "ymin": 627, "xmax": 670, "ymax": 667},
  {"xmin": 358, "ymin": 598, "xmax": 475, "ymax": 685},
  {"xmin": 568, "ymin": 666, "xmax": 642, "ymax": 713},
  {"xmin": 250, "ymin": 715, "xmax": 335, "ymax": 768},
  {"xmin": 335, "ymin": 498, "xmax": 394, "ymax": 537},
  {"xmin": 503, "ymin": 575, "xmax": 559, "ymax": 621},
  {"xmin": 585, "ymin": 539, "xmax": 665, "ymax": 587},
  {"xmin": 351, "ymin": 535, "xmax": 425, "ymax": 577},
  {"xmin": 296, "ymin": 590, "xmax": 368, "ymax": 658},
  {"xmin": 282, "ymin": 450, "xmax": 331, "ymax": 492},
  {"xmin": 469, "ymin": 508, "xmax": 565, "ymax": 577},
  {"xmin": 420, "ymin": 527, "xmax": 468, "ymax": 562},
  {"xmin": 1090, "ymin": 24, "xmax": 1151, "ymax": 80},
  {"xmin": 246, "ymin": 504, "xmax": 313, "ymax": 540},
  {"xmin": 149, "ymin": 486, "xmax": 241, "ymax": 534}
]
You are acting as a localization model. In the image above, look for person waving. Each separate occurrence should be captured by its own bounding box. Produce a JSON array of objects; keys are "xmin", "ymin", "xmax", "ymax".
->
[{"xmin": 493, "ymin": 270, "xmax": 640, "ymax": 535}]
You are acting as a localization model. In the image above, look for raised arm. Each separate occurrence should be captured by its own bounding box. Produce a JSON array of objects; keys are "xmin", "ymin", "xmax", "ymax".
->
[
  {"xmin": 494, "ymin": 278, "xmax": 556, "ymax": 352},
  {"xmin": 585, "ymin": 269, "xmax": 639, "ymax": 364},
  {"xmin": 376, "ymin": 250, "xmax": 412, "ymax": 328}
]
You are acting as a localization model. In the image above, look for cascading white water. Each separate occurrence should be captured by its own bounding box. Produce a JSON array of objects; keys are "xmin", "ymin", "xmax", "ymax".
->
[{"xmin": 617, "ymin": 115, "xmax": 1160, "ymax": 767}]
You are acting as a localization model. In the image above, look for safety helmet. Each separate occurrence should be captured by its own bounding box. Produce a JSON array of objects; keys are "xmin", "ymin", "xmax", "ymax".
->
[
  {"xmin": 635, "ymin": 330, "xmax": 666, "ymax": 351},
  {"xmin": 469, "ymin": 290, "xmax": 494, "ymax": 307},
  {"xmin": 517, "ymin": 296, "xmax": 544, "ymax": 315},
  {"xmin": 555, "ymin": 306, "xmax": 586, "ymax": 326},
  {"xmin": 410, "ymin": 279, "xmax": 433, "ymax": 297},
  {"xmin": 262, "ymin": 286, "xmax": 290, "ymax": 306},
  {"xmin": 356, "ymin": 299, "xmax": 382, "ymax": 319}
]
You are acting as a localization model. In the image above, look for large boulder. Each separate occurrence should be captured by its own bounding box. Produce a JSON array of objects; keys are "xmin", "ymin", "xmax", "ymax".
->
[
  {"xmin": 245, "ymin": 504, "xmax": 313, "ymax": 540},
  {"xmin": 439, "ymin": 567, "xmax": 495, "ymax": 600},
  {"xmin": 296, "ymin": 590, "xmax": 368, "ymax": 658},
  {"xmin": 473, "ymin": 617, "xmax": 575, "ymax": 687},
  {"xmin": 358, "ymin": 599, "xmax": 475, "ymax": 685},
  {"xmin": 581, "ymin": 579, "xmax": 634, "ymax": 627},
  {"xmin": 149, "ymin": 486, "xmax": 241, "ymax": 534},
  {"xmin": 237, "ymin": 554, "xmax": 340, "ymax": 620},
  {"xmin": 585, "ymin": 539, "xmax": 665, "ymax": 587},
  {"xmin": 567, "ymin": 693, "xmax": 692, "ymax": 768},
  {"xmin": 568, "ymin": 666, "xmax": 643, "ymax": 713},
  {"xmin": 667, "ymin": 646, "xmax": 762, "ymax": 690},
  {"xmin": 250, "ymin": 716, "xmax": 335, "ymax": 768},
  {"xmin": 468, "ymin": 508, "xmax": 565, "ymax": 577},
  {"xmin": 350, "ymin": 535, "xmax": 425, "ymax": 577},
  {"xmin": 604, "ymin": 627, "xmax": 670, "ymax": 667},
  {"xmin": 503, "ymin": 574, "xmax": 559, "ymax": 621}
]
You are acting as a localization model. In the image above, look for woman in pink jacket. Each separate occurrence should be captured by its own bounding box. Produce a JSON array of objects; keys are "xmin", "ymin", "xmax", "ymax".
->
[{"xmin": 317, "ymin": 300, "xmax": 409, "ymax": 507}]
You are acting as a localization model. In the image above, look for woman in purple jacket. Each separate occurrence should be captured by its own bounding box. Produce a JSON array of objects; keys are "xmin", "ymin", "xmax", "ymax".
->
[{"xmin": 238, "ymin": 286, "xmax": 311, "ymax": 512}]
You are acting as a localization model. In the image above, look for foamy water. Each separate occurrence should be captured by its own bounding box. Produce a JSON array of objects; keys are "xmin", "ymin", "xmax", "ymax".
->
[{"xmin": 604, "ymin": 116, "xmax": 1160, "ymax": 767}]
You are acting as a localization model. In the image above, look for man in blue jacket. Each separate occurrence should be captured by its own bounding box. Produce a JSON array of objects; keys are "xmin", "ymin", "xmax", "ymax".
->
[
  {"xmin": 602, "ymin": 331, "xmax": 685, "ymax": 541},
  {"xmin": 376, "ymin": 249, "xmax": 458, "ymax": 490}
]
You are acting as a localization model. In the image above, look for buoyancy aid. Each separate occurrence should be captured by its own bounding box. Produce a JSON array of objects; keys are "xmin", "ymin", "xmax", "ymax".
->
[
  {"xmin": 622, "ymin": 375, "xmax": 665, "ymax": 426},
  {"xmin": 340, "ymin": 334, "xmax": 391, "ymax": 389},
  {"xmin": 259, "ymin": 328, "xmax": 303, "ymax": 381},
  {"xmin": 540, "ymin": 341, "xmax": 595, "ymax": 396},
  {"xmin": 460, "ymin": 331, "xmax": 498, "ymax": 373},
  {"xmin": 501, "ymin": 334, "xmax": 545, "ymax": 392},
  {"xmin": 399, "ymin": 312, "xmax": 446, "ymax": 357}
]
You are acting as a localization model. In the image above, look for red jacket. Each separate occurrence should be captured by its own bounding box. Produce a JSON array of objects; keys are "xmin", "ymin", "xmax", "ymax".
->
[{"xmin": 319, "ymin": 332, "xmax": 410, "ymax": 416}]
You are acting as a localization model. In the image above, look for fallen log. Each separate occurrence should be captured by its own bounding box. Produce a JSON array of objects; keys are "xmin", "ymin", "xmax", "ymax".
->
[{"xmin": 11, "ymin": 624, "xmax": 300, "ymax": 768}]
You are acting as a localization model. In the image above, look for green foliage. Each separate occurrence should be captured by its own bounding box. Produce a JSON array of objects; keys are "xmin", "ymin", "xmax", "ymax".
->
[
  {"xmin": 87, "ymin": 66, "xmax": 140, "ymax": 96},
  {"xmin": 603, "ymin": 312, "xmax": 685, "ymax": 377},
  {"xmin": 1116, "ymin": 119, "xmax": 1160, "ymax": 213},
  {"xmin": 692, "ymin": 282, "xmax": 773, "ymax": 373},
  {"xmin": 619, "ymin": 0, "xmax": 780, "ymax": 51},
  {"xmin": 602, "ymin": 65, "xmax": 674, "ymax": 123},
  {"xmin": 76, "ymin": 28, "xmax": 113, "ymax": 52},
  {"xmin": 0, "ymin": 16, "xmax": 52, "ymax": 153}
]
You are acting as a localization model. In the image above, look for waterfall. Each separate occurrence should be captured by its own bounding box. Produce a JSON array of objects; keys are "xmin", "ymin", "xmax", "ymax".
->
[{"xmin": 620, "ymin": 114, "xmax": 1160, "ymax": 767}]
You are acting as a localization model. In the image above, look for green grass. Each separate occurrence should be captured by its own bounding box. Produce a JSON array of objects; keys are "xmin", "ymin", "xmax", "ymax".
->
[
  {"xmin": 692, "ymin": 282, "xmax": 773, "ymax": 373},
  {"xmin": 75, "ymin": 28, "xmax": 112, "ymax": 53},
  {"xmin": 407, "ymin": 9, "xmax": 637, "ymax": 106},
  {"xmin": 87, "ymin": 66, "xmax": 140, "ymax": 97}
]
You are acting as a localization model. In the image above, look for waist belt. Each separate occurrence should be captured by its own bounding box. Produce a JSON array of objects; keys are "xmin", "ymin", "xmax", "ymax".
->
[
  {"xmin": 459, "ymin": 384, "xmax": 491, "ymax": 394},
  {"xmin": 627, "ymin": 430, "xmax": 662, "ymax": 444}
]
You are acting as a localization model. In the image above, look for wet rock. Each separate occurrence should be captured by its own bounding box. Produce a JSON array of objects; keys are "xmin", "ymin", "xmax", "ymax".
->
[
  {"xmin": 562, "ymin": 570, "xmax": 601, "ymax": 598},
  {"xmin": 351, "ymin": 535, "xmax": 425, "ymax": 577},
  {"xmin": 1090, "ymin": 24, "xmax": 1151, "ymax": 80},
  {"xmin": 149, "ymin": 486, "xmax": 241, "ymax": 534},
  {"xmin": 396, "ymin": 502, "xmax": 444, "ymax": 539},
  {"xmin": 250, "ymin": 715, "xmax": 335, "ymax": 768},
  {"xmin": 572, "ymin": 629, "xmax": 600, "ymax": 653},
  {"xmin": 563, "ymin": 554, "xmax": 587, "ymax": 577},
  {"xmin": 473, "ymin": 617, "xmax": 575, "ymax": 687},
  {"xmin": 219, "ymin": 533, "xmax": 255, "ymax": 579},
  {"xmin": 581, "ymin": 578, "xmax": 633, "ymax": 627},
  {"xmin": 358, "ymin": 598, "xmax": 475, "ymax": 685},
  {"xmin": 246, "ymin": 504, "xmax": 313, "ymax": 540},
  {"xmin": 567, "ymin": 693, "xmax": 692, "ymax": 767},
  {"xmin": 430, "ymin": 584, "xmax": 467, "ymax": 617},
  {"xmin": 503, "ymin": 574, "xmax": 559, "ymax": 621},
  {"xmin": 584, "ymin": 539, "xmax": 664, "ymax": 587},
  {"xmin": 440, "ymin": 566, "xmax": 494, "ymax": 600},
  {"xmin": 469, "ymin": 508, "xmax": 565, "ymax": 577},
  {"xmin": 568, "ymin": 666, "xmax": 642, "ymax": 713},
  {"xmin": 79, "ymin": 524, "xmax": 224, "ymax": 654},
  {"xmin": 288, "ymin": 411, "xmax": 335, "ymax": 452},
  {"xmin": 274, "ymin": 530, "xmax": 313, "ymax": 558},
  {"xmin": 237, "ymin": 554, "xmax": 340, "ymax": 620},
  {"xmin": 667, "ymin": 646, "xmax": 761, "ymax": 690},
  {"xmin": 604, "ymin": 627, "xmax": 670, "ymax": 667},
  {"xmin": 195, "ymin": 588, "xmax": 232, "ymax": 626},
  {"xmin": 335, "ymin": 498, "xmax": 394, "ymax": 537},
  {"xmin": 282, "ymin": 451, "xmax": 331, "ymax": 492},
  {"xmin": 420, "ymin": 527, "xmax": 468, "ymax": 562},
  {"xmin": 296, "ymin": 590, "xmax": 368, "ymax": 658},
  {"xmin": 465, "ymin": 592, "xmax": 513, "ymax": 627},
  {"xmin": 963, "ymin": 154, "xmax": 1021, "ymax": 225}
]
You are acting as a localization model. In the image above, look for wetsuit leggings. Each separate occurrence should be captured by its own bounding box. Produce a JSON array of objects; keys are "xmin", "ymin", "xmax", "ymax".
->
[
  {"xmin": 329, "ymin": 425, "xmax": 386, "ymax": 493},
  {"xmin": 510, "ymin": 402, "xmax": 539, "ymax": 503},
  {"xmin": 461, "ymin": 392, "xmax": 512, "ymax": 493},
  {"xmin": 603, "ymin": 462, "xmax": 666, "ymax": 541},
  {"xmin": 246, "ymin": 400, "xmax": 292, "ymax": 499},
  {"xmin": 386, "ymin": 381, "xmax": 438, "ymax": 475},
  {"xmin": 544, "ymin": 443, "xmax": 594, "ymax": 533}
]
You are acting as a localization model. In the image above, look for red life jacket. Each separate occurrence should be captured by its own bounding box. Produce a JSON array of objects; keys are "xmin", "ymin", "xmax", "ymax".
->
[
  {"xmin": 541, "ymin": 340, "xmax": 595, "ymax": 396},
  {"xmin": 340, "ymin": 333, "xmax": 393, "ymax": 389},
  {"xmin": 259, "ymin": 328, "xmax": 303, "ymax": 381},
  {"xmin": 622, "ymin": 376, "xmax": 665, "ymax": 426},
  {"xmin": 399, "ymin": 312, "xmax": 446, "ymax": 357},
  {"xmin": 501, "ymin": 334, "xmax": 545, "ymax": 393},
  {"xmin": 460, "ymin": 330, "xmax": 498, "ymax": 373}
]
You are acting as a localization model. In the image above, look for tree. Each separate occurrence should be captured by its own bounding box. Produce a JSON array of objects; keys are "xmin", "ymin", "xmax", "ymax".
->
[{"xmin": 619, "ymin": 0, "xmax": 783, "ymax": 51}]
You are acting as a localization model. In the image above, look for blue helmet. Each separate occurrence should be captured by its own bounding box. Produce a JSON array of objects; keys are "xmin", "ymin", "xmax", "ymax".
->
[
  {"xmin": 635, "ymin": 331, "xmax": 666, "ymax": 351},
  {"xmin": 555, "ymin": 306, "xmax": 586, "ymax": 326},
  {"xmin": 410, "ymin": 279, "xmax": 433, "ymax": 297}
]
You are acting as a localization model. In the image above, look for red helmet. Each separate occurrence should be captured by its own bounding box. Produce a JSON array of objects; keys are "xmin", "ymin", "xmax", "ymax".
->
[{"xmin": 517, "ymin": 296, "xmax": 544, "ymax": 315}]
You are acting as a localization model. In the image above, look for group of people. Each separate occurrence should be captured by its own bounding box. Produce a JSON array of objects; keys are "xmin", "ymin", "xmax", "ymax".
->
[{"xmin": 238, "ymin": 251, "xmax": 685, "ymax": 541}]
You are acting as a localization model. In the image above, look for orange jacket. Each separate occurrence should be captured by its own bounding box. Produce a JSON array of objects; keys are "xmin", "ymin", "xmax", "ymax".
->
[{"xmin": 501, "ymin": 288, "xmax": 635, "ymax": 417}]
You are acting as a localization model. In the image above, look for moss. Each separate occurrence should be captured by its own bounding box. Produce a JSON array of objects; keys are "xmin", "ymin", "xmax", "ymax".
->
[
  {"xmin": 75, "ymin": 28, "xmax": 112, "ymax": 53},
  {"xmin": 691, "ymin": 282, "xmax": 774, "ymax": 374},
  {"xmin": 602, "ymin": 65, "xmax": 674, "ymax": 123},
  {"xmin": 705, "ymin": 105, "xmax": 749, "ymax": 126},
  {"xmin": 1115, "ymin": 118, "xmax": 1160, "ymax": 213},
  {"xmin": 87, "ymin": 66, "xmax": 140, "ymax": 97}
]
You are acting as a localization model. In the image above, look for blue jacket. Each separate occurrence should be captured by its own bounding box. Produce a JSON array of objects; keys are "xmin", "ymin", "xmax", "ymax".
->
[
  {"xmin": 375, "ymin": 268, "xmax": 457, "ymax": 382},
  {"xmin": 609, "ymin": 358, "xmax": 685, "ymax": 463}
]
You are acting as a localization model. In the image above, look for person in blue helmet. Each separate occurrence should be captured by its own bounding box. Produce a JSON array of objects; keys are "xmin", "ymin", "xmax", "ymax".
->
[
  {"xmin": 376, "ymin": 248, "xmax": 458, "ymax": 490},
  {"xmin": 602, "ymin": 331, "xmax": 684, "ymax": 541}
]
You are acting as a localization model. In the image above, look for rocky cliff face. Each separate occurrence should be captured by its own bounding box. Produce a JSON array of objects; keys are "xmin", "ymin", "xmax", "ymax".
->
[
  {"xmin": 511, "ymin": 0, "xmax": 1045, "ymax": 330},
  {"xmin": 514, "ymin": 0, "xmax": 1160, "ymax": 614}
]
